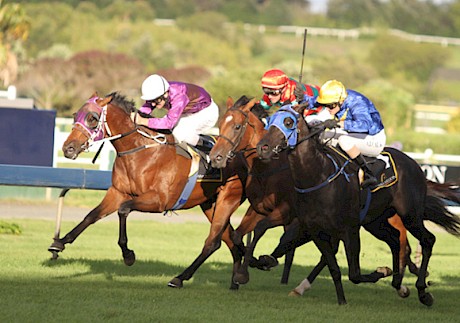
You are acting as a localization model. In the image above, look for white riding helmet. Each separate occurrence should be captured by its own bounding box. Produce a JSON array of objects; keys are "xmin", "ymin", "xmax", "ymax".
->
[{"xmin": 141, "ymin": 74, "xmax": 170, "ymax": 101}]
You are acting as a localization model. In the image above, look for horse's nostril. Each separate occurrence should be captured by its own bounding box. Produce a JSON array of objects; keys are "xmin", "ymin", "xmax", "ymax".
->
[{"xmin": 216, "ymin": 155, "xmax": 222, "ymax": 161}]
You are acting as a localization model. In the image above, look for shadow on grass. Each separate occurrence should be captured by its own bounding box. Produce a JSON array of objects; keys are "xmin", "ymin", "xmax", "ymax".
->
[
  {"xmin": 39, "ymin": 255, "xmax": 460, "ymax": 294},
  {"xmin": 40, "ymin": 256, "xmax": 340, "ymax": 291}
]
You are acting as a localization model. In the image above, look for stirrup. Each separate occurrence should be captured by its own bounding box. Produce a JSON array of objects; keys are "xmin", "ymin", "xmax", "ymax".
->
[{"xmin": 361, "ymin": 175, "xmax": 378, "ymax": 189}]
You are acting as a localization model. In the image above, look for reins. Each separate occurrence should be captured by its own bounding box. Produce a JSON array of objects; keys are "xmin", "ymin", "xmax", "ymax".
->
[
  {"xmin": 267, "ymin": 105, "xmax": 352, "ymax": 193},
  {"xmin": 77, "ymin": 103, "xmax": 171, "ymax": 159}
]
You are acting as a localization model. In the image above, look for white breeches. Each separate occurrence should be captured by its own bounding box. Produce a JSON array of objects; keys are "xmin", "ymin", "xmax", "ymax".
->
[
  {"xmin": 173, "ymin": 100, "xmax": 219, "ymax": 145},
  {"xmin": 322, "ymin": 128, "xmax": 386, "ymax": 157}
]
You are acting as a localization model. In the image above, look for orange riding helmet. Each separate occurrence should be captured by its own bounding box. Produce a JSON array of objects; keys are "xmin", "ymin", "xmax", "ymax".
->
[{"xmin": 261, "ymin": 69, "xmax": 288, "ymax": 89}]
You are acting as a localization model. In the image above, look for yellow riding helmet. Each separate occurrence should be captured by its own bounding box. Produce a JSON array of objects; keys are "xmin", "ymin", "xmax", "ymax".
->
[{"xmin": 316, "ymin": 80, "xmax": 348, "ymax": 104}]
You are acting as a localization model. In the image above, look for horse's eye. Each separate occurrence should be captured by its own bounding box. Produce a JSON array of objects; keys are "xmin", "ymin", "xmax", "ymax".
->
[
  {"xmin": 284, "ymin": 117, "xmax": 294, "ymax": 129},
  {"xmin": 85, "ymin": 111, "xmax": 100, "ymax": 130},
  {"xmin": 235, "ymin": 124, "xmax": 242, "ymax": 131}
]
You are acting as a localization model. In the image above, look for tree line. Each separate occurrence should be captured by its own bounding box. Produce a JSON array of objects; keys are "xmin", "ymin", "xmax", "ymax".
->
[{"xmin": 1, "ymin": 0, "xmax": 460, "ymax": 154}]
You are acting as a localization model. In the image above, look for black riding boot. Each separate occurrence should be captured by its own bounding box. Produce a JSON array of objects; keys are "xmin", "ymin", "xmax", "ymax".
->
[
  {"xmin": 355, "ymin": 154, "xmax": 378, "ymax": 189},
  {"xmin": 194, "ymin": 137, "xmax": 214, "ymax": 154}
]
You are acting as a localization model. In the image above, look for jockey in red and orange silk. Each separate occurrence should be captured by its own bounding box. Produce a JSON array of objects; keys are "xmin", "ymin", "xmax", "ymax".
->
[{"xmin": 259, "ymin": 68, "xmax": 320, "ymax": 116}]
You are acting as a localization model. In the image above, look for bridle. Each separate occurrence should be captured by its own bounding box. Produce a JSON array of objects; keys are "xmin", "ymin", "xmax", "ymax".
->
[
  {"xmin": 73, "ymin": 97, "xmax": 168, "ymax": 156},
  {"xmin": 265, "ymin": 104, "xmax": 351, "ymax": 192},
  {"xmin": 265, "ymin": 104, "xmax": 324, "ymax": 156},
  {"xmin": 217, "ymin": 107, "xmax": 257, "ymax": 161}
]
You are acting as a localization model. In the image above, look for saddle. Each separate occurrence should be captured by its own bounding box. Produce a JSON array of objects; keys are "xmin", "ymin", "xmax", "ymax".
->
[
  {"xmin": 327, "ymin": 146, "xmax": 398, "ymax": 192},
  {"xmin": 175, "ymin": 134, "xmax": 222, "ymax": 182},
  {"xmin": 326, "ymin": 146, "xmax": 399, "ymax": 222}
]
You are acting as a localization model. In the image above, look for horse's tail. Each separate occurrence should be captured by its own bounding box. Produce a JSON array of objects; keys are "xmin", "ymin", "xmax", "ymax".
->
[
  {"xmin": 427, "ymin": 180, "xmax": 460, "ymax": 205},
  {"xmin": 423, "ymin": 194, "xmax": 460, "ymax": 237}
]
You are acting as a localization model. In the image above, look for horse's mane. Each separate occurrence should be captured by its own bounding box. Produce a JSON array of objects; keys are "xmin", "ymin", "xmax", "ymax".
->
[
  {"xmin": 233, "ymin": 95, "xmax": 269, "ymax": 121},
  {"xmin": 106, "ymin": 92, "xmax": 136, "ymax": 115},
  {"xmin": 105, "ymin": 91, "xmax": 172, "ymax": 135}
]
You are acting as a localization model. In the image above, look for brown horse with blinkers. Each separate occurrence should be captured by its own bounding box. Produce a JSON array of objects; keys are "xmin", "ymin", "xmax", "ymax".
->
[{"xmin": 50, "ymin": 92, "xmax": 269, "ymax": 290}]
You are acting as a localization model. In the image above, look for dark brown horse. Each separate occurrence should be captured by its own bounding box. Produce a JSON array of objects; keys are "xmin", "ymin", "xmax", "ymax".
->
[
  {"xmin": 210, "ymin": 96, "xmax": 297, "ymax": 285},
  {"xmin": 209, "ymin": 95, "xmax": 422, "ymax": 289},
  {"xmin": 50, "ymin": 92, "xmax": 258, "ymax": 290},
  {"xmin": 257, "ymin": 103, "xmax": 460, "ymax": 305}
]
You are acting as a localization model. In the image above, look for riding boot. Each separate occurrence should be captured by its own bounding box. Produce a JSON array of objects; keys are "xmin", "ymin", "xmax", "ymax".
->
[
  {"xmin": 194, "ymin": 137, "xmax": 213, "ymax": 154},
  {"xmin": 354, "ymin": 154, "xmax": 378, "ymax": 189}
]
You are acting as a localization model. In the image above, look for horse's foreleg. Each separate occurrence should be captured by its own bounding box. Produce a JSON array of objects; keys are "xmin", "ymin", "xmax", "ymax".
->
[
  {"xmin": 255, "ymin": 219, "xmax": 312, "ymax": 272},
  {"xmin": 169, "ymin": 186, "xmax": 243, "ymax": 290},
  {"xmin": 312, "ymin": 236, "xmax": 346, "ymax": 305},
  {"xmin": 48, "ymin": 187, "xmax": 125, "ymax": 256},
  {"xmin": 234, "ymin": 211, "xmax": 284, "ymax": 285},
  {"xmin": 168, "ymin": 218, "xmax": 231, "ymax": 288},
  {"xmin": 344, "ymin": 226, "xmax": 392, "ymax": 287},
  {"xmin": 118, "ymin": 200, "xmax": 135, "ymax": 266}
]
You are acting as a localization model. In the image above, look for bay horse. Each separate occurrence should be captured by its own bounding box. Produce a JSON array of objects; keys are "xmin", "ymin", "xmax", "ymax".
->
[
  {"xmin": 256, "ymin": 103, "xmax": 460, "ymax": 305},
  {"xmin": 50, "ymin": 92, "xmax": 264, "ymax": 290},
  {"xmin": 210, "ymin": 95, "xmax": 422, "ymax": 290}
]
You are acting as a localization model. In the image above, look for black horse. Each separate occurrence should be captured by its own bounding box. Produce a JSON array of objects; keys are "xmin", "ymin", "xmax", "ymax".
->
[
  {"xmin": 256, "ymin": 103, "xmax": 460, "ymax": 306},
  {"xmin": 211, "ymin": 96, "xmax": 421, "ymax": 292}
]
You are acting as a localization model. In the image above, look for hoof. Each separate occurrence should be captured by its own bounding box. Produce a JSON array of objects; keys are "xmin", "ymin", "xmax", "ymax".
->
[
  {"xmin": 50, "ymin": 250, "xmax": 59, "ymax": 260},
  {"xmin": 48, "ymin": 240, "xmax": 65, "ymax": 253},
  {"xmin": 230, "ymin": 282, "xmax": 240, "ymax": 290},
  {"xmin": 419, "ymin": 292, "xmax": 434, "ymax": 307},
  {"xmin": 397, "ymin": 285, "xmax": 410, "ymax": 298},
  {"xmin": 123, "ymin": 250, "xmax": 136, "ymax": 266},
  {"xmin": 288, "ymin": 289, "xmax": 302, "ymax": 297},
  {"xmin": 253, "ymin": 255, "xmax": 279, "ymax": 271},
  {"xmin": 168, "ymin": 277, "xmax": 183, "ymax": 288},
  {"xmin": 233, "ymin": 271, "xmax": 250, "ymax": 285},
  {"xmin": 376, "ymin": 266, "xmax": 392, "ymax": 277},
  {"xmin": 247, "ymin": 256, "xmax": 259, "ymax": 268}
]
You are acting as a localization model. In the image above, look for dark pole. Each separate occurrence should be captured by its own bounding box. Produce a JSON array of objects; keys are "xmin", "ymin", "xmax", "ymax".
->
[{"xmin": 299, "ymin": 28, "xmax": 308, "ymax": 84}]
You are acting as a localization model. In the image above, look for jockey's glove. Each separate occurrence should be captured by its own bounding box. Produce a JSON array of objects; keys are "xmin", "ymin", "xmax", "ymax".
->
[
  {"xmin": 322, "ymin": 119, "xmax": 339, "ymax": 129},
  {"xmin": 294, "ymin": 82, "xmax": 305, "ymax": 103}
]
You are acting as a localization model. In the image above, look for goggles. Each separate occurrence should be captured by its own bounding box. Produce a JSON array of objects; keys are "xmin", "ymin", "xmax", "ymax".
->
[
  {"xmin": 262, "ymin": 87, "xmax": 283, "ymax": 96},
  {"xmin": 147, "ymin": 94, "xmax": 166, "ymax": 105},
  {"xmin": 315, "ymin": 102, "xmax": 339, "ymax": 109}
]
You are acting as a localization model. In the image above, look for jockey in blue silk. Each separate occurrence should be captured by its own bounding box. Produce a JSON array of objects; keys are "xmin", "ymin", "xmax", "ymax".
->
[{"xmin": 304, "ymin": 80, "xmax": 386, "ymax": 189}]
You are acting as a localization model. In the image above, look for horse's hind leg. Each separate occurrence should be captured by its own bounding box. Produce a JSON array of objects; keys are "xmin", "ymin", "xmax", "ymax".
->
[
  {"xmin": 365, "ymin": 216, "xmax": 408, "ymax": 297},
  {"xmin": 118, "ymin": 201, "xmax": 135, "ymax": 266},
  {"xmin": 403, "ymin": 219, "xmax": 436, "ymax": 306}
]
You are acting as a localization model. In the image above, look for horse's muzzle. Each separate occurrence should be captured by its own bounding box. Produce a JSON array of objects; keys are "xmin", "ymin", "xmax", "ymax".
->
[{"xmin": 62, "ymin": 141, "xmax": 83, "ymax": 160}]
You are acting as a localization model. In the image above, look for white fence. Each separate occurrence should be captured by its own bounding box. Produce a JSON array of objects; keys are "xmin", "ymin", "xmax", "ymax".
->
[
  {"xmin": 155, "ymin": 19, "xmax": 460, "ymax": 47},
  {"xmin": 54, "ymin": 118, "xmax": 460, "ymax": 178}
]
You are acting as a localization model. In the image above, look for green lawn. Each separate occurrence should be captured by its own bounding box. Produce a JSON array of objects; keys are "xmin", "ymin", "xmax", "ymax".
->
[{"xmin": 0, "ymin": 218, "xmax": 459, "ymax": 322}]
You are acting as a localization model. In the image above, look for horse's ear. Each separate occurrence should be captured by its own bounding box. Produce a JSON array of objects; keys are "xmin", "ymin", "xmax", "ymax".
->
[
  {"xmin": 243, "ymin": 98, "xmax": 257, "ymax": 112},
  {"xmin": 294, "ymin": 102, "xmax": 309, "ymax": 114},
  {"xmin": 99, "ymin": 96, "xmax": 112, "ymax": 107},
  {"xmin": 226, "ymin": 97, "xmax": 234, "ymax": 109},
  {"xmin": 89, "ymin": 92, "xmax": 98, "ymax": 99}
]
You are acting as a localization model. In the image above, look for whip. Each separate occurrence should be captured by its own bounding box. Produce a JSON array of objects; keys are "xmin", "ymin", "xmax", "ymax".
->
[{"xmin": 298, "ymin": 28, "xmax": 308, "ymax": 84}]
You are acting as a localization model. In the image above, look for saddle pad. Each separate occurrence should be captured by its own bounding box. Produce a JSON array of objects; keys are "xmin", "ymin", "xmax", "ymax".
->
[{"xmin": 370, "ymin": 151, "xmax": 398, "ymax": 193}]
